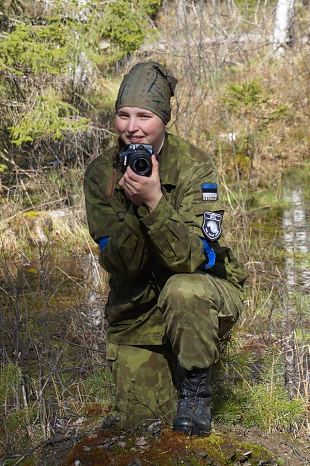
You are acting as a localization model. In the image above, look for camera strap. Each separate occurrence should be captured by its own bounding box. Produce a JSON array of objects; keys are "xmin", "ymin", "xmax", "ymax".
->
[{"xmin": 105, "ymin": 167, "xmax": 117, "ymax": 199}]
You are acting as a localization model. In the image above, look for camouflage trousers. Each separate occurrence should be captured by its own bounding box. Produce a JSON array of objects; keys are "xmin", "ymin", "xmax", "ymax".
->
[{"xmin": 106, "ymin": 273, "xmax": 243, "ymax": 428}]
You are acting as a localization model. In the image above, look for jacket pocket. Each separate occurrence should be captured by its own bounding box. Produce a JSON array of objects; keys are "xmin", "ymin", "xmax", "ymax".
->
[{"xmin": 106, "ymin": 342, "xmax": 118, "ymax": 362}]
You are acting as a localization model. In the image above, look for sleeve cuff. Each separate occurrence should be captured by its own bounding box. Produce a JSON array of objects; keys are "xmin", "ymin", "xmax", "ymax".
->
[{"xmin": 137, "ymin": 196, "xmax": 174, "ymax": 231}]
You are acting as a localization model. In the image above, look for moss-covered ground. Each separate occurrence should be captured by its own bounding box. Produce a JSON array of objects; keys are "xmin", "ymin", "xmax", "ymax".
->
[{"xmin": 51, "ymin": 425, "xmax": 284, "ymax": 466}]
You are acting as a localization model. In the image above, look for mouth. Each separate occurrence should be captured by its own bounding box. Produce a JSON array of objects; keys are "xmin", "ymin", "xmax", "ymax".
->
[{"xmin": 127, "ymin": 136, "xmax": 144, "ymax": 143}]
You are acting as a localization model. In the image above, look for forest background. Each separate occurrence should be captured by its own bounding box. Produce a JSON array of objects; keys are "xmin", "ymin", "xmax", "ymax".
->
[{"xmin": 0, "ymin": 1, "xmax": 309, "ymax": 465}]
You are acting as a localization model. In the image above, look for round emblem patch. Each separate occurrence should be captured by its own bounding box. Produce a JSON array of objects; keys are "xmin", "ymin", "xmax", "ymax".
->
[{"xmin": 202, "ymin": 211, "xmax": 223, "ymax": 241}]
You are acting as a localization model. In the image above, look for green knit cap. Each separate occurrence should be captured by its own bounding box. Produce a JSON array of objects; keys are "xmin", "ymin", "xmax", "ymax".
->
[{"xmin": 115, "ymin": 61, "xmax": 177, "ymax": 124}]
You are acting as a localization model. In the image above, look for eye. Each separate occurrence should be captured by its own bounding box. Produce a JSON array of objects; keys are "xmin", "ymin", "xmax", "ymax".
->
[
  {"xmin": 117, "ymin": 112, "xmax": 129, "ymax": 119},
  {"xmin": 139, "ymin": 114, "xmax": 152, "ymax": 120}
]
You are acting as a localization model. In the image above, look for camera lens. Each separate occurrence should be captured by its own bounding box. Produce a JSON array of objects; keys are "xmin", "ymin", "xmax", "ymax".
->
[{"xmin": 131, "ymin": 156, "xmax": 151, "ymax": 176}]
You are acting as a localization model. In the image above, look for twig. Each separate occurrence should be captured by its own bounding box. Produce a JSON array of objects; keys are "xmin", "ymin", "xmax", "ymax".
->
[
  {"xmin": 0, "ymin": 286, "xmax": 16, "ymax": 302},
  {"xmin": 51, "ymin": 336, "xmax": 106, "ymax": 353},
  {"xmin": 0, "ymin": 151, "xmax": 33, "ymax": 177},
  {"xmin": 36, "ymin": 348, "xmax": 65, "ymax": 400},
  {"xmin": 54, "ymin": 266, "xmax": 85, "ymax": 290}
]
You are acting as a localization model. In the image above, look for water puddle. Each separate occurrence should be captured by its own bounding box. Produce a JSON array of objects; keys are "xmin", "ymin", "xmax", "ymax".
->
[
  {"xmin": 0, "ymin": 248, "xmax": 108, "ymax": 373},
  {"xmin": 79, "ymin": 252, "xmax": 109, "ymax": 326}
]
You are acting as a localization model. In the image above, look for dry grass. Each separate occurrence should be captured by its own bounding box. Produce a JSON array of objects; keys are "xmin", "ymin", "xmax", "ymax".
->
[{"xmin": 1, "ymin": 2, "xmax": 310, "ymax": 462}]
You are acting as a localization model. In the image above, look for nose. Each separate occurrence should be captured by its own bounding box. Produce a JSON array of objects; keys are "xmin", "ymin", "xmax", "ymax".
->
[{"xmin": 127, "ymin": 116, "xmax": 138, "ymax": 133}]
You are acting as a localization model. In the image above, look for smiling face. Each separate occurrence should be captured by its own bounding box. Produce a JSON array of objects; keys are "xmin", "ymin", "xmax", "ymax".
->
[{"xmin": 115, "ymin": 106, "xmax": 166, "ymax": 154}]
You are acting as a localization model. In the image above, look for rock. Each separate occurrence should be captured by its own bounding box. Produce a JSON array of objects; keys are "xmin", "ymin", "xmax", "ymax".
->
[
  {"xmin": 74, "ymin": 417, "xmax": 87, "ymax": 426},
  {"xmin": 102, "ymin": 438, "xmax": 116, "ymax": 450},
  {"xmin": 147, "ymin": 420, "xmax": 162, "ymax": 436},
  {"xmin": 135, "ymin": 436, "xmax": 148, "ymax": 448},
  {"xmin": 101, "ymin": 413, "xmax": 120, "ymax": 430}
]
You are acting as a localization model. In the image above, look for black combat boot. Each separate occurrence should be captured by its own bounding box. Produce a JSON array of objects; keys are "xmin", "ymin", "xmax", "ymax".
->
[{"xmin": 173, "ymin": 367, "xmax": 212, "ymax": 436}]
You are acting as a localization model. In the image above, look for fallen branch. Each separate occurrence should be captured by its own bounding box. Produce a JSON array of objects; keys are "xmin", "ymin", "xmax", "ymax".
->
[{"xmin": 51, "ymin": 336, "xmax": 106, "ymax": 353}]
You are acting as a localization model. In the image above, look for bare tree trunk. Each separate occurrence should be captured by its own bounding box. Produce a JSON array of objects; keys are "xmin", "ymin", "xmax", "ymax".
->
[
  {"xmin": 273, "ymin": 0, "xmax": 295, "ymax": 57},
  {"xmin": 176, "ymin": 0, "xmax": 186, "ymax": 30}
]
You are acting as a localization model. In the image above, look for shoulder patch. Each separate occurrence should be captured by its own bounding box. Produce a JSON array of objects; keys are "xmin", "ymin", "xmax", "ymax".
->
[
  {"xmin": 202, "ymin": 211, "xmax": 222, "ymax": 241},
  {"xmin": 201, "ymin": 183, "xmax": 218, "ymax": 201}
]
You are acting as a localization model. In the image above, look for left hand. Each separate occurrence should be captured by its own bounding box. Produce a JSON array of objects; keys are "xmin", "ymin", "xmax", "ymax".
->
[{"xmin": 119, "ymin": 155, "xmax": 162, "ymax": 212}]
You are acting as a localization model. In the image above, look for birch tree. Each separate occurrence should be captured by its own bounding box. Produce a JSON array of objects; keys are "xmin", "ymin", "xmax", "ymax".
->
[
  {"xmin": 176, "ymin": 0, "xmax": 186, "ymax": 31},
  {"xmin": 273, "ymin": 0, "xmax": 295, "ymax": 57}
]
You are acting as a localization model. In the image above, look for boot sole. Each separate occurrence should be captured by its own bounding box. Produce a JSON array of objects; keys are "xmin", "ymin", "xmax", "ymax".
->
[{"xmin": 173, "ymin": 421, "xmax": 211, "ymax": 437}]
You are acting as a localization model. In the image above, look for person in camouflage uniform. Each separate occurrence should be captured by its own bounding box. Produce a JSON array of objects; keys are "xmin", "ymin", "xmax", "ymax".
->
[{"xmin": 84, "ymin": 61, "xmax": 247, "ymax": 435}]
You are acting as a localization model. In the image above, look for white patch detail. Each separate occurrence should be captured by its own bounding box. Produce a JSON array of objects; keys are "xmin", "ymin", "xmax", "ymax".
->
[{"xmin": 202, "ymin": 192, "xmax": 218, "ymax": 201}]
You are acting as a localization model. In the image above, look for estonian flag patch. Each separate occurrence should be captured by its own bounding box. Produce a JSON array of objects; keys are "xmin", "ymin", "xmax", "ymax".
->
[{"xmin": 201, "ymin": 183, "xmax": 218, "ymax": 201}]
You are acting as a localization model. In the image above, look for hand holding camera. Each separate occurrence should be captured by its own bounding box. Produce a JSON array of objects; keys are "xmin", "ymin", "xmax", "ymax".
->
[{"xmin": 118, "ymin": 144, "xmax": 162, "ymax": 212}]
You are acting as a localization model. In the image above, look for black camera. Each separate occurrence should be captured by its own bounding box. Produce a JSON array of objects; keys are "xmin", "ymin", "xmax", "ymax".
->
[{"xmin": 116, "ymin": 144, "xmax": 154, "ymax": 177}]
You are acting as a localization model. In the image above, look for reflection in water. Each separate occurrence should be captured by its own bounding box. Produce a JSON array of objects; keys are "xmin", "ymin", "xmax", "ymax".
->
[
  {"xmin": 0, "ymin": 249, "xmax": 109, "ymax": 363},
  {"xmin": 282, "ymin": 174, "xmax": 309, "ymax": 398},
  {"xmin": 81, "ymin": 252, "xmax": 108, "ymax": 327},
  {"xmin": 282, "ymin": 187, "xmax": 310, "ymax": 293}
]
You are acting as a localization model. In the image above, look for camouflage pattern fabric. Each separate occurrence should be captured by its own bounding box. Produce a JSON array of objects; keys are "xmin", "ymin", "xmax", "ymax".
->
[
  {"xmin": 159, "ymin": 272, "xmax": 243, "ymax": 370},
  {"xmin": 115, "ymin": 61, "xmax": 177, "ymax": 124},
  {"xmin": 84, "ymin": 132, "xmax": 247, "ymax": 347},
  {"xmin": 106, "ymin": 273, "xmax": 242, "ymax": 427},
  {"xmin": 84, "ymin": 132, "xmax": 248, "ymax": 426},
  {"xmin": 106, "ymin": 342, "xmax": 178, "ymax": 428}
]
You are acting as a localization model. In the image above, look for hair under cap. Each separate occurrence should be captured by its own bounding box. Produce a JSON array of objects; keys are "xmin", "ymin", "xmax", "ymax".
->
[{"xmin": 115, "ymin": 61, "xmax": 177, "ymax": 124}]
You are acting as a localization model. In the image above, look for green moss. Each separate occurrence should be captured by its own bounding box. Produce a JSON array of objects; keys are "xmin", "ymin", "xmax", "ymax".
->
[
  {"xmin": 0, "ymin": 163, "xmax": 8, "ymax": 173},
  {"xmin": 191, "ymin": 431, "xmax": 282, "ymax": 465},
  {"xmin": 23, "ymin": 210, "xmax": 40, "ymax": 219},
  {"xmin": 19, "ymin": 457, "xmax": 37, "ymax": 466}
]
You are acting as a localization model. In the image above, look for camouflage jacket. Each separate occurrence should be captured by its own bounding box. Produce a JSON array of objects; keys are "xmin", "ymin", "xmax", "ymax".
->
[{"xmin": 84, "ymin": 133, "xmax": 247, "ymax": 345}]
